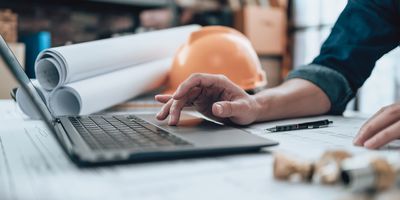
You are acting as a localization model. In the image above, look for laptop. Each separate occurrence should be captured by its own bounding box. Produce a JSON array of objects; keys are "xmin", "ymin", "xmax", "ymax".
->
[{"xmin": 0, "ymin": 35, "xmax": 278, "ymax": 166}]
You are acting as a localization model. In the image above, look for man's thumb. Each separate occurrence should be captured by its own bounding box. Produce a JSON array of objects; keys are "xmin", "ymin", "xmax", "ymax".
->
[{"xmin": 212, "ymin": 101, "xmax": 241, "ymax": 118}]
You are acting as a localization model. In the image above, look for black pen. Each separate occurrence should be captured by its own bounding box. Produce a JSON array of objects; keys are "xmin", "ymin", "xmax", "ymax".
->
[{"xmin": 265, "ymin": 119, "xmax": 333, "ymax": 132}]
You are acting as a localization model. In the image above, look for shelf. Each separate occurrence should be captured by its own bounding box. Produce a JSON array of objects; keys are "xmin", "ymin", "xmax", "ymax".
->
[
  {"xmin": 89, "ymin": 0, "xmax": 170, "ymax": 7},
  {"xmin": 0, "ymin": 0, "xmax": 171, "ymax": 11}
]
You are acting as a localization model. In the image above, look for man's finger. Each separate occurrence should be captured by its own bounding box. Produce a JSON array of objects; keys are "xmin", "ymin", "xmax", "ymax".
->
[
  {"xmin": 156, "ymin": 99, "xmax": 173, "ymax": 120},
  {"xmin": 173, "ymin": 74, "xmax": 229, "ymax": 100},
  {"xmin": 212, "ymin": 100, "xmax": 247, "ymax": 118},
  {"xmin": 168, "ymin": 98, "xmax": 188, "ymax": 126},
  {"xmin": 354, "ymin": 105, "xmax": 400, "ymax": 146},
  {"xmin": 155, "ymin": 94, "xmax": 172, "ymax": 103},
  {"xmin": 173, "ymin": 74, "xmax": 207, "ymax": 100},
  {"xmin": 364, "ymin": 120, "xmax": 400, "ymax": 149},
  {"xmin": 186, "ymin": 87, "xmax": 202, "ymax": 104},
  {"xmin": 353, "ymin": 106, "xmax": 386, "ymax": 146}
]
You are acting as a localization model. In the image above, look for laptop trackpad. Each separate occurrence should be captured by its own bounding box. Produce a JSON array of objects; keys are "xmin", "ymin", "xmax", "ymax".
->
[{"xmin": 136, "ymin": 113, "xmax": 266, "ymax": 147}]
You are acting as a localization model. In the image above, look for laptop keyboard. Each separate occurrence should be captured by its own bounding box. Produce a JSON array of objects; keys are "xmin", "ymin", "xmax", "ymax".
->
[{"xmin": 68, "ymin": 115, "xmax": 191, "ymax": 150}]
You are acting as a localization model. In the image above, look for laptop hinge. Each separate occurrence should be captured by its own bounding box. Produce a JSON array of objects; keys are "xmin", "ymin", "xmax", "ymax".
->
[{"xmin": 54, "ymin": 118, "xmax": 61, "ymax": 123}]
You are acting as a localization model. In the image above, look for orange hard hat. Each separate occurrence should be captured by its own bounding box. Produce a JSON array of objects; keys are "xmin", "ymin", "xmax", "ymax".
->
[{"xmin": 164, "ymin": 25, "xmax": 267, "ymax": 94}]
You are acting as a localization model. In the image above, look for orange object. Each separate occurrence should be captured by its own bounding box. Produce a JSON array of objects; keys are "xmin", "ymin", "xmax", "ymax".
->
[{"xmin": 164, "ymin": 26, "xmax": 267, "ymax": 94}]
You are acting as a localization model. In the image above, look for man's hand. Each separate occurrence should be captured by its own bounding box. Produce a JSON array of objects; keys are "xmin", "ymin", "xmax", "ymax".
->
[
  {"xmin": 155, "ymin": 73, "xmax": 261, "ymax": 126},
  {"xmin": 354, "ymin": 103, "xmax": 400, "ymax": 149}
]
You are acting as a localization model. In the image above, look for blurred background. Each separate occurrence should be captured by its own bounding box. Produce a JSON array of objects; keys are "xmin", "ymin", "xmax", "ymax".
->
[{"xmin": 0, "ymin": 0, "xmax": 399, "ymax": 115}]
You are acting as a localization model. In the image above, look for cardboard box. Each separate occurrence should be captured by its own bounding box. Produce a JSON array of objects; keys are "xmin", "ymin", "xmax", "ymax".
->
[
  {"xmin": 235, "ymin": 5, "xmax": 287, "ymax": 55},
  {"xmin": 0, "ymin": 43, "xmax": 25, "ymax": 99},
  {"xmin": 0, "ymin": 9, "xmax": 18, "ymax": 43}
]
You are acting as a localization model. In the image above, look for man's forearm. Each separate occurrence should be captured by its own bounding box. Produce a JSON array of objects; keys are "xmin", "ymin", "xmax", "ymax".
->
[{"xmin": 253, "ymin": 79, "xmax": 331, "ymax": 122}]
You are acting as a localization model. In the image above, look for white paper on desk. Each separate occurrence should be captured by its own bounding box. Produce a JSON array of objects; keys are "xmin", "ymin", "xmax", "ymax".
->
[
  {"xmin": 248, "ymin": 116, "xmax": 372, "ymax": 159},
  {"xmin": 4, "ymin": 116, "xmax": 400, "ymax": 200},
  {"xmin": 17, "ymin": 58, "xmax": 171, "ymax": 117},
  {"xmin": 35, "ymin": 25, "xmax": 200, "ymax": 90}
]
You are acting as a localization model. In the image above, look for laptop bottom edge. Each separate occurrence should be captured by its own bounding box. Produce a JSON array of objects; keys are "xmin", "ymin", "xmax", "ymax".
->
[{"xmin": 72, "ymin": 145, "xmax": 274, "ymax": 167}]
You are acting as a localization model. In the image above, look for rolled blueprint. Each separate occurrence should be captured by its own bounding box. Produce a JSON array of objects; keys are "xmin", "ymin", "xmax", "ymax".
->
[
  {"xmin": 35, "ymin": 25, "xmax": 200, "ymax": 90},
  {"xmin": 17, "ymin": 58, "xmax": 171, "ymax": 117},
  {"xmin": 48, "ymin": 58, "xmax": 171, "ymax": 116}
]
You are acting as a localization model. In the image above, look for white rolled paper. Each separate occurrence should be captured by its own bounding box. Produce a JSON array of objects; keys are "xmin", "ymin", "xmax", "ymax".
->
[
  {"xmin": 35, "ymin": 25, "xmax": 200, "ymax": 90},
  {"xmin": 49, "ymin": 58, "xmax": 171, "ymax": 116},
  {"xmin": 17, "ymin": 58, "xmax": 171, "ymax": 117}
]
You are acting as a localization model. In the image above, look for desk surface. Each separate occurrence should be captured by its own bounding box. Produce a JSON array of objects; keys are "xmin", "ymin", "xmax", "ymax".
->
[{"xmin": 0, "ymin": 100, "xmax": 399, "ymax": 200}]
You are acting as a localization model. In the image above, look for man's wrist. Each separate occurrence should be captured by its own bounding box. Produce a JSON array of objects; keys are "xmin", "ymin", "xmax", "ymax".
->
[
  {"xmin": 250, "ymin": 79, "xmax": 332, "ymax": 122},
  {"xmin": 252, "ymin": 91, "xmax": 274, "ymax": 122}
]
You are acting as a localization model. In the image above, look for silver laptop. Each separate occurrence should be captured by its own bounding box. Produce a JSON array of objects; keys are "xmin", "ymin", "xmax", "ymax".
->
[{"xmin": 0, "ymin": 35, "xmax": 277, "ymax": 166}]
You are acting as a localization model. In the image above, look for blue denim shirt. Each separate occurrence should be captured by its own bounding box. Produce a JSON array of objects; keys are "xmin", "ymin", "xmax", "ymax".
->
[{"xmin": 287, "ymin": 0, "xmax": 400, "ymax": 114}]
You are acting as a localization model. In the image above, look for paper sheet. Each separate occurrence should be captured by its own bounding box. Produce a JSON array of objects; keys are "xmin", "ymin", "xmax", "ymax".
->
[
  {"xmin": 249, "ymin": 115, "xmax": 400, "ymax": 159},
  {"xmin": 2, "ymin": 102, "xmax": 400, "ymax": 200},
  {"xmin": 0, "ymin": 100, "xmax": 27, "ymax": 120},
  {"xmin": 35, "ymin": 25, "xmax": 200, "ymax": 90},
  {"xmin": 0, "ymin": 119, "xmax": 346, "ymax": 200}
]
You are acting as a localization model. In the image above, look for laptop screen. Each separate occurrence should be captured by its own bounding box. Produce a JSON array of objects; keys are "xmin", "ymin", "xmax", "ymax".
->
[{"xmin": 0, "ymin": 35, "xmax": 56, "ymax": 131}]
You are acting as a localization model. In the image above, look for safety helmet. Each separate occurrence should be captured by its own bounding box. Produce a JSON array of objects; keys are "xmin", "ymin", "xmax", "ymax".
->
[{"xmin": 164, "ymin": 26, "xmax": 267, "ymax": 94}]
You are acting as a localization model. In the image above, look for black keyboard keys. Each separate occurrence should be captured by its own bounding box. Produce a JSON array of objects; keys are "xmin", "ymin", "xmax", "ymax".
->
[{"xmin": 69, "ymin": 115, "xmax": 191, "ymax": 151}]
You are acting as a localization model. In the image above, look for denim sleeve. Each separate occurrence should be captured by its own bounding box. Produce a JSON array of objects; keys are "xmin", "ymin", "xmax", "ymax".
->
[
  {"xmin": 287, "ymin": 0, "xmax": 400, "ymax": 114},
  {"xmin": 286, "ymin": 65, "xmax": 353, "ymax": 115}
]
